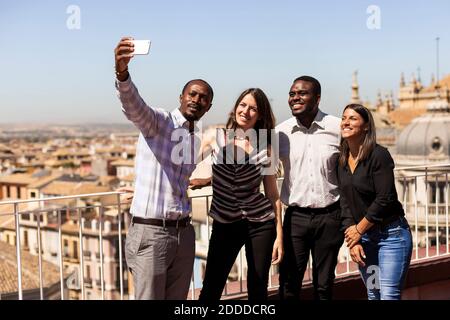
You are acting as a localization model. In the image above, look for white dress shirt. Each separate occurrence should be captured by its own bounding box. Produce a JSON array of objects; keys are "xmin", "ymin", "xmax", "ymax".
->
[{"xmin": 276, "ymin": 109, "xmax": 341, "ymax": 208}]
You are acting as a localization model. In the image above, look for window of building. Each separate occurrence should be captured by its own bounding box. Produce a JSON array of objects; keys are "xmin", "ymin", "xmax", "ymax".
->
[
  {"xmin": 63, "ymin": 239, "xmax": 69, "ymax": 257},
  {"xmin": 6, "ymin": 185, "xmax": 10, "ymax": 198},
  {"xmin": 17, "ymin": 186, "xmax": 21, "ymax": 198},
  {"xmin": 431, "ymin": 137, "xmax": 442, "ymax": 152},
  {"xmin": 115, "ymin": 266, "xmax": 121, "ymax": 289},
  {"xmin": 86, "ymin": 265, "xmax": 91, "ymax": 280},
  {"xmin": 430, "ymin": 182, "xmax": 446, "ymax": 204},
  {"xmin": 30, "ymin": 191, "xmax": 36, "ymax": 198},
  {"xmin": 98, "ymin": 267, "xmax": 103, "ymax": 286},
  {"xmin": 23, "ymin": 230, "xmax": 29, "ymax": 248},
  {"xmin": 73, "ymin": 240, "xmax": 78, "ymax": 260}
]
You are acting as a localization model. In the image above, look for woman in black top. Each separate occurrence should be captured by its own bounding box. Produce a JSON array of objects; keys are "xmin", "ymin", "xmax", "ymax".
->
[
  {"xmin": 193, "ymin": 88, "xmax": 283, "ymax": 301},
  {"xmin": 337, "ymin": 104, "xmax": 412, "ymax": 300}
]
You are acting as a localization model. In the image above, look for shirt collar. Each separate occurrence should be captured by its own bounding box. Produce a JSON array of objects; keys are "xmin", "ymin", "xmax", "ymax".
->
[
  {"xmin": 171, "ymin": 108, "xmax": 201, "ymax": 132},
  {"xmin": 292, "ymin": 109, "xmax": 326, "ymax": 131},
  {"xmin": 171, "ymin": 108, "xmax": 190, "ymax": 129}
]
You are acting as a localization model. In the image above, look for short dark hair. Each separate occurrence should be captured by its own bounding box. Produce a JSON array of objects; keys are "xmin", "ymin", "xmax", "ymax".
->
[
  {"xmin": 293, "ymin": 76, "xmax": 321, "ymax": 96},
  {"xmin": 182, "ymin": 79, "xmax": 214, "ymax": 100}
]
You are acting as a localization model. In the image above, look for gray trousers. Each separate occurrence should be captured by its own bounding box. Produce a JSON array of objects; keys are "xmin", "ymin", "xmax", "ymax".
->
[{"xmin": 125, "ymin": 221, "xmax": 195, "ymax": 300}]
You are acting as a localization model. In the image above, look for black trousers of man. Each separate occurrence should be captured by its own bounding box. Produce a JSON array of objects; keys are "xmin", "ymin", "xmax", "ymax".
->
[{"xmin": 278, "ymin": 203, "xmax": 344, "ymax": 300}]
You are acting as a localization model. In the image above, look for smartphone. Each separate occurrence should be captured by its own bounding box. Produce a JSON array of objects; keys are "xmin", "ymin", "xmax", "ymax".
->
[{"xmin": 131, "ymin": 40, "xmax": 151, "ymax": 55}]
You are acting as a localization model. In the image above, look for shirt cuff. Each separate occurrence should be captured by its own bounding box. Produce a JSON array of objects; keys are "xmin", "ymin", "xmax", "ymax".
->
[
  {"xmin": 341, "ymin": 217, "xmax": 355, "ymax": 231},
  {"xmin": 364, "ymin": 213, "xmax": 380, "ymax": 224},
  {"xmin": 115, "ymin": 75, "xmax": 132, "ymax": 92}
]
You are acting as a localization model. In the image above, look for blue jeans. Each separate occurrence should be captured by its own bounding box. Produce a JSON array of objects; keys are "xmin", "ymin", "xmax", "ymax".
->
[{"xmin": 358, "ymin": 216, "xmax": 412, "ymax": 300}]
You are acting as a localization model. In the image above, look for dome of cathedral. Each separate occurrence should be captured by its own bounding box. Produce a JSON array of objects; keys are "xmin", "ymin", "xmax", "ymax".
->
[{"xmin": 397, "ymin": 98, "xmax": 450, "ymax": 158}]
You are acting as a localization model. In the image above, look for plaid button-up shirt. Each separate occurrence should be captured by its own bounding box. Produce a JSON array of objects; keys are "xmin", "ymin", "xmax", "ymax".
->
[{"xmin": 116, "ymin": 77, "xmax": 199, "ymax": 219}]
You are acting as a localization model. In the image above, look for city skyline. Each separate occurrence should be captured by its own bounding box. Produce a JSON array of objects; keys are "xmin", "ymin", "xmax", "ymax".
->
[{"xmin": 1, "ymin": 0, "xmax": 449, "ymax": 126}]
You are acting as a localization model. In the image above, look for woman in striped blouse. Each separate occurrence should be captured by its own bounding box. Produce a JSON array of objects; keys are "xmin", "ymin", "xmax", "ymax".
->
[{"xmin": 193, "ymin": 88, "xmax": 283, "ymax": 301}]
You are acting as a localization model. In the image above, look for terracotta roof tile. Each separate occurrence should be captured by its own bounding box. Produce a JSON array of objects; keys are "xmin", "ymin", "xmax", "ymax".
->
[{"xmin": 0, "ymin": 241, "xmax": 62, "ymax": 294}]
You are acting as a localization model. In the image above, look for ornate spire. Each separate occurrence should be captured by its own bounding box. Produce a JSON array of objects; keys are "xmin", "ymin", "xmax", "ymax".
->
[
  {"xmin": 400, "ymin": 72, "xmax": 405, "ymax": 87},
  {"xmin": 389, "ymin": 91, "xmax": 395, "ymax": 109},
  {"xmin": 376, "ymin": 90, "xmax": 383, "ymax": 106},
  {"xmin": 351, "ymin": 70, "xmax": 361, "ymax": 104}
]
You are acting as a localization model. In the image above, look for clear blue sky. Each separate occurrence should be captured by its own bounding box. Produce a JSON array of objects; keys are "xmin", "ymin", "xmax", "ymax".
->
[{"xmin": 1, "ymin": 0, "xmax": 449, "ymax": 125}]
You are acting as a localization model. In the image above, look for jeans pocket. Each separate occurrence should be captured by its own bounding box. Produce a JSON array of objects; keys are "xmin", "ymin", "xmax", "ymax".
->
[{"xmin": 386, "ymin": 223, "xmax": 405, "ymax": 238}]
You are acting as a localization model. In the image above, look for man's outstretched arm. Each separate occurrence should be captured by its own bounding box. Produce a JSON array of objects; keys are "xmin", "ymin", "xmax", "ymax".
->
[{"xmin": 114, "ymin": 36, "xmax": 159, "ymax": 138}]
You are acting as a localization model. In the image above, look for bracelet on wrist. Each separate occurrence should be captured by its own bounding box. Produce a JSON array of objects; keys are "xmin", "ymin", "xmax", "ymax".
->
[
  {"xmin": 355, "ymin": 224, "xmax": 363, "ymax": 236},
  {"xmin": 115, "ymin": 68, "xmax": 128, "ymax": 77}
]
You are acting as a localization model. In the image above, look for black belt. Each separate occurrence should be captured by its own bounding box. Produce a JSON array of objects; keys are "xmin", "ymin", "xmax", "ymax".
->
[
  {"xmin": 132, "ymin": 216, "xmax": 191, "ymax": 228},
  {"xmin": 289, "ymin": 201, "xmax": 340, "ymax": 215}
]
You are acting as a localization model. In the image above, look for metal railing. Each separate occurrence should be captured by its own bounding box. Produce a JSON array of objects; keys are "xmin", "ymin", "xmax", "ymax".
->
[
  {"xmin": 1, "ymin": 163, "xmax": 450, "ymax": 299},
  {"xmin": 187, "ymin": 164, "xmax": 450, "ymax": 298},
  {"xmin": 0, "ymin": 191, "xmax": 127, "ymax": 300}
]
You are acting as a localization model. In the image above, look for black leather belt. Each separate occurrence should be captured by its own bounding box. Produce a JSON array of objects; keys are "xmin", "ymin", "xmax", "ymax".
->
[
  {"xmin": 132, "ymin": 216, "xmax": 191, "ymax": 228},
  {"xmin": 289, "ymin": 201, "xmax": 340, "ymax": 215}
]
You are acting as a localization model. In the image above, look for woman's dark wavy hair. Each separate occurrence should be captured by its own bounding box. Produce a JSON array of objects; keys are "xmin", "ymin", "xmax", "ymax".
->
[{"xmin": 338, "ymin": 104, "xmax": 376, "ymax": 167}]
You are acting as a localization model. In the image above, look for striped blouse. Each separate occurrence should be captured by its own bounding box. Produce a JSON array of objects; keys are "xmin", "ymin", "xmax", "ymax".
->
[{"xmin": 208, "ymin": 130, "xmax": 276, "ymax": 223}]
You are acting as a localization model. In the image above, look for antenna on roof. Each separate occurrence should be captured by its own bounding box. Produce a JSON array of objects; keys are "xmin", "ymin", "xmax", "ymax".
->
[{"xmin": 436, "ymin": 37, "xmax": 440, "ymax": 90}]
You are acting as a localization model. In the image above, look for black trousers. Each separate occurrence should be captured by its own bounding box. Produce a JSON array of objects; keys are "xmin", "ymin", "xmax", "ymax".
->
[
  {"xmin": 199, "ymin": 219, "xmax": 276, "ymax": 301},
  {"xmin": 278, "ymin": 205, "xmax": 344, "ymax": 300}
]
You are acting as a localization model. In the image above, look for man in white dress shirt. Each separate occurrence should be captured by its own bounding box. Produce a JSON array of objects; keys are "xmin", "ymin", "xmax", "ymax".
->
[
  {"xmin": 114, "ymin": 37, "xmax": 213, "ymax": 300},
  {"xmin": 276, "ymin": 76, "xmax": 344, "ymax": 300}
]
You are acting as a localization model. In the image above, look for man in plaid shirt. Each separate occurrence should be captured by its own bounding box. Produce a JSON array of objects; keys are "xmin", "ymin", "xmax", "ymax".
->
[{"xmin": 114, "ymin": 37, "xmax": 214, "ymax": 300}]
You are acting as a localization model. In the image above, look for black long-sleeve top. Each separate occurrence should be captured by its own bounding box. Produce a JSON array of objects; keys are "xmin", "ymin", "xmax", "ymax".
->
[{"xmin": 337, "ymin": 144, "xmax": 404, "ymax": 230}]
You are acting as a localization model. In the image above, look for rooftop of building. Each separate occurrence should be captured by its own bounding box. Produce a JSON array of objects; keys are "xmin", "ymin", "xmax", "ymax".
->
[{"xmin": 0, "ymin": 241, "xmax": 62, "ymax": 294}]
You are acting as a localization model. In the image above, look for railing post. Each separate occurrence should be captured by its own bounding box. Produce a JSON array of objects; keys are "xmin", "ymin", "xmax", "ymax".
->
[
  {"xmin": 190, "ymin": 266, "xmax": 195, "ymax": 300},
  {"xmin": 435, "ymin": 176, "xmax": 439, "ymax": 256},
  {"xmin": 446, "ymin": 173, "xmax": 449, "ymax": 254},
  {"xmin": 78, "ymin": 208, "xmax": 85, "ymax": 300},
  {"xmin": 206, "ymin": 196, "xmax": 211, "ymax": 239},
  {"xmin": 58, "ymin": 210, "xmax": 65, "ymax": 300},
  {"xmin": 403, "ymin": 177, "xmax": 407, "ymax": 209},
  {"xmin": 307, "ymin": 253, "xmax": 313, "ymax": 282},
  {"xmin": 116, "ymin": 194, "xmax": 124, "ymax": 300},
  {"xmin": 414, "ymin": 176, "xmax": 419, "ymax": 260},
  {"xmin": 239, "ymin": 248, "xmax": 243, "ymax": 294},
  {"xmin": 268, "ymin": 264, "xmax": 273, "ymax": 289},
  {"xmin": 345, "ymin": 246, "xmax": 350, "ymax": 274},
  {"xmin": 425, "ymin": 168, "xmax": 429, "ymax": 258},
  {"xmin": 99, "ymin": 207, "xmax": 105, "ymax": 300},
  {"xmin": 36, "ymin": 211, "xmax": 44, "ymax": 300},
  {"xmin": 14, "ymin": 203, "xmax": 23, "ymax": 300}
]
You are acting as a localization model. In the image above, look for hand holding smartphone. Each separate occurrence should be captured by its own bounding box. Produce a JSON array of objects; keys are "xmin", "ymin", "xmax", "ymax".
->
[{"xmin": 131, "ymin": 40, "xmax": 151, "ymax": 55}]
